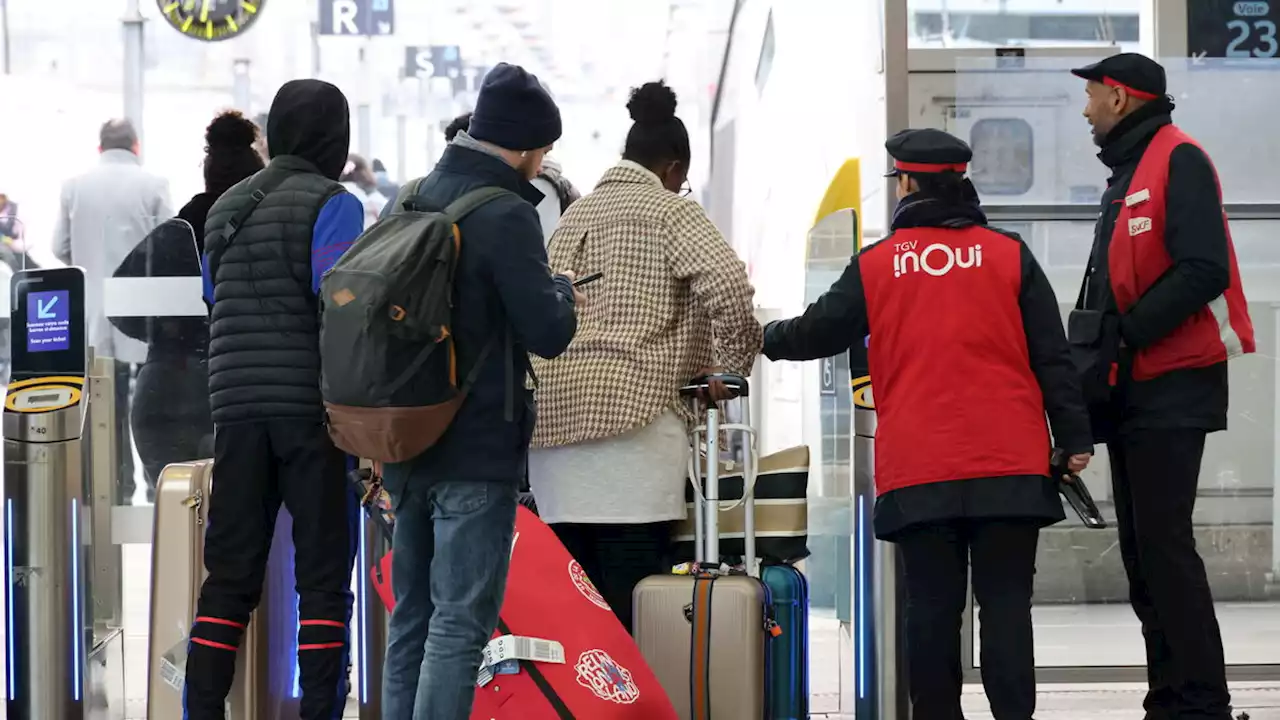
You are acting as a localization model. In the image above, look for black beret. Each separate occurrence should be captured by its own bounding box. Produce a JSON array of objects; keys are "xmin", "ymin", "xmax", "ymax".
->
[
  {"xmin": 884, "ymin": 128, "xmax": 973, "ymax": 177},
  {"xmin": 1070, "ymin": 53, "xmax": 1166, "ymax": 100}
]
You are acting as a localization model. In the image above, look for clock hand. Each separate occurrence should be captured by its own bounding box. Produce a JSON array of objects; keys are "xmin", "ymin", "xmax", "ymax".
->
[{"xmin": 200, "ymin": 0, "xmax": 210, "ymax": 23}]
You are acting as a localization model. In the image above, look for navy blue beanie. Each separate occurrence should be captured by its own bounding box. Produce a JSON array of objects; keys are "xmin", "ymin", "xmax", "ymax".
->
[{"xmin": 469, "ymin": 63, "xmax": 562, "ymax": 151}]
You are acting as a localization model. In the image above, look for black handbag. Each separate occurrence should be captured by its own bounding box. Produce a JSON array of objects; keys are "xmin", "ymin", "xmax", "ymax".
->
[{"xmin": 1067, "ymin": 308, "xmax": 1122, "ymax": 405}]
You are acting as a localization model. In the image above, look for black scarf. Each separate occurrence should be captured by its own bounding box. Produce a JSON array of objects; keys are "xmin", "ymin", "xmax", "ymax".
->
[{"xmin": 890, "ymin": 185, "xmax": 988, "ymax": 231}]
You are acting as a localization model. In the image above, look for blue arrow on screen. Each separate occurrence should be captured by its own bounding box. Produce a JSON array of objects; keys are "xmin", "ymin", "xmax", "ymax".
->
[{"xmin": 37, "ymin": 295, "xmax": 59, "ymax": 320}]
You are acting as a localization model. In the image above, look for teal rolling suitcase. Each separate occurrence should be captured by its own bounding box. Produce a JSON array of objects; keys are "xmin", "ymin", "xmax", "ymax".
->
[{"xmin": 761, "ymin": 564, "xmax": 809, "ymax": 720}]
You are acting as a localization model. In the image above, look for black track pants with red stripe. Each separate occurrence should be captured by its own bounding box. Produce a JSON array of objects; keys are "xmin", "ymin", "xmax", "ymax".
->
[{"xmin": 184, "ymin": 420, "xmax": 357, "ymax": 720}]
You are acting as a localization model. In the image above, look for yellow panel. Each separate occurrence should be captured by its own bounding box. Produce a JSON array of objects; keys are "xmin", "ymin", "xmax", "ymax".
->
[
  {"xmin": 812, "ymin": 158, "xmax": 863, "ymax": 252},
  {"xmin": 5, "ymin": 385, "xmax": 82, "ymax": 413},
  {"xmin": 7, "ymin": 376, "xmax": 84, "ymax": 391}
]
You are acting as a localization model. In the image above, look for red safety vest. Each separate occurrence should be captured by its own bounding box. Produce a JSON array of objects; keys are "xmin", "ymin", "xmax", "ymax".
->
[
  {"xmin": 1109, "ymin": 124, "xmax": 1255, "ymax": 381},
  {"xmin": 861, "ymin": 226, "xmax": 1049, "ymax": 496}
]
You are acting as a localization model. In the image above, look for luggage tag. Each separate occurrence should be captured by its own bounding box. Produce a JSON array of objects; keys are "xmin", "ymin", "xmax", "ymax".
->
[{"xmin": 492, "ymin": 658, "xmax": 522, "ymax": 676}]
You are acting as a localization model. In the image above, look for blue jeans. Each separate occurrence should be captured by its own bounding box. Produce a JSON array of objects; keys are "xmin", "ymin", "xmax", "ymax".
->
[{"xmin": 381, "ymin": 479, "xmax": 517, "ymax": 720}]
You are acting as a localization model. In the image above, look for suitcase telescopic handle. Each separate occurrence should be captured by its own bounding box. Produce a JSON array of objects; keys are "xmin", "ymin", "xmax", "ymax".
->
[
  {"xmin": 679, "ymin": 372, "xmax": 750, "ymax": 400},
  {"xmin": 685, "ymin": 374, "xmax": 759, "ymax": 576}
]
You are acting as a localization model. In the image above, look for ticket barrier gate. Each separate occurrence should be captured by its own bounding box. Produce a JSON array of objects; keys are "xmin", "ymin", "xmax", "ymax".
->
[
  {"xmin": 853, "ymin": 399, "xmax": 910, "ymax": 720},
  {"xmin": 3, "ymin": 267, "xmax": 125, "ymax": 719}
]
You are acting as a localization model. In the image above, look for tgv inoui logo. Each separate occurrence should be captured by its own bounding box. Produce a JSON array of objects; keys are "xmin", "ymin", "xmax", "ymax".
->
[{"xmin": 893, "ymin": 240, "xmax": 983, "ymax": 278}]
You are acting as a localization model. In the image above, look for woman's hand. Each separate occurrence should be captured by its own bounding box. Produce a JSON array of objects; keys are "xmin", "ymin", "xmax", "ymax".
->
[
  {"xmin": 1067, "ymin": 453, "xmax": 1092, "ymax": 474},
  {"xmin": 695, "ymin": 367, "xmax": 733, "ymax": 402}
]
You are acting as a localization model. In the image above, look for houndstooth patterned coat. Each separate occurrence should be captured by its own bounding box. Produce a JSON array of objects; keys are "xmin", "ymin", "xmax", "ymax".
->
[{"xmin": 530, "ymin": 161, "xmax": 762, "ymax": 449}]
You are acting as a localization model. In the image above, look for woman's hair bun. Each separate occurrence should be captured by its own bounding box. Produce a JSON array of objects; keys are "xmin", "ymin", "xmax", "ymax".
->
[
  {"xmin": 626, "ymin": 81, "xmax": 678, "ymax": 125},
  {"xmin": 205, "ymin": 110, "xmax": 259, "ymax": 150}
]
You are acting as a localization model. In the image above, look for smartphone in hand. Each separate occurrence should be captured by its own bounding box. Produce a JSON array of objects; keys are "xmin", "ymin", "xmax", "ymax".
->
[{"xmin": 572, "ymin": 272, "xmax": 603, "ymax": 287}]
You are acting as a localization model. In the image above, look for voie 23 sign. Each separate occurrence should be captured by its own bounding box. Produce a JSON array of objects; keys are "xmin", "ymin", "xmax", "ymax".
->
[{"xmin": 1188, "ymin": 0, "xmax": 1278, "ymax": 59}]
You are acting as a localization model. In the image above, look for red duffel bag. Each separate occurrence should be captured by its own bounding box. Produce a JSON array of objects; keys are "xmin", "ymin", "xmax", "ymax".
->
[{"xmin": 370, "ymin": 504, "xmax": 678, "ymax": 720}]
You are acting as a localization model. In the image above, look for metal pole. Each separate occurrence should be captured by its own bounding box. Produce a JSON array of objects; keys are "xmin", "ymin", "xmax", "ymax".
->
[
  {"xmin": 122, "ymin": 0, "xmax": 145, "ymax": 146},
  {"xmin": 1271, "ymin": 303, "xmax": 1280, "ymax": 585},
  {"xmin": 2, "ymin": 0, "xmax": 11, "ymax": 75},
  {"xmin": 395, "ymin": 114, "xmax": 407, "ymax": 184},
  {"xmin": 357, "ymin": 44, "xmax": 372, "ymax": 158},
  {"xmin": 233, "ymin": 59, "xmax": 252, "ymax": 114}
]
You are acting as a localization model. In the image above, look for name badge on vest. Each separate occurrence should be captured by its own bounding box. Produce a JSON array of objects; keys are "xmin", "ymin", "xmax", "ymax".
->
[
  {"xmin": 1129, "ymin": 216, "xmax": 1153, "ymax": 236},
  {"xmin": 1125, "ymin": 188, "xmax": 1150, "ymax": 207}
]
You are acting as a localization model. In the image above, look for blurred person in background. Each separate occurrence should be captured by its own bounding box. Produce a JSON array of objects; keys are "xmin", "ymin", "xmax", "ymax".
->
[
  {"xmin": 341, "ymin": 152, "xmax": 389, "ymax": 229},
  {"xmin": 109, "ymin": 111, "xmax": 264, "ymax": 502},
  {"xmin": 0, "ymin": 192, "xmax": 35, "ymax": 272},
  {"xmin": 443, "ymin": 111, "xmax": 580, "ymax": 242},
  {"xmin": 527, "ymin": 80, "xmax": 761, "ymax": 633},
  {"xmin": 53, "ymin": 118, "xmax": 173, "ymax": 505},
  {"xmin": 372, "ymin": 157, "xmax": 400, "ymax": 199}
]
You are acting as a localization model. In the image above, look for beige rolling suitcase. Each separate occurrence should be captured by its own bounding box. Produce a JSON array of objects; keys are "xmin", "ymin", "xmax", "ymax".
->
[
  {"xmin": 147, "ymin": 460, "xmax": 300, "ymax": 719},
  {"xmin": 633, "ymin": 374, "xmax": 772, "ymax": 720}
]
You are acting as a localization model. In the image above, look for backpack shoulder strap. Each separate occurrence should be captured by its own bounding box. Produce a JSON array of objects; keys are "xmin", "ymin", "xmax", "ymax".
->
[
  {"xmin": 391, "ymin": 177, "xmax": 426, "ymax": 215},
  {"xmin": 223, "ymin": 171, "xmax": 289, "ymax": 245},
  {"xmin": 443, "ymin": 186, "xmax": 515, "ymax": 224}
]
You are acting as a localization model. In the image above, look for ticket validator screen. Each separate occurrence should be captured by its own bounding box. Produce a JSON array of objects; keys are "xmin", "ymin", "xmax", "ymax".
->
[{"xmin": 9, "ymin": 267, "xmax": 87, "ymax": 381}]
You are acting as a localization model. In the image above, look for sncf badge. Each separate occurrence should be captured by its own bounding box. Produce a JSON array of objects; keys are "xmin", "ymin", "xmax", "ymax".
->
[{"xmin": 893, "ymin": 240, "xmax": 983, "ymax": 278}]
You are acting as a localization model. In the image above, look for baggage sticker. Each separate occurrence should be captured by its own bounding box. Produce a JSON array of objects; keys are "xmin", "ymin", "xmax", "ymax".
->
[
  {"xmin": 1125, "ymin": 188, "xmax": 1150, "ymax": 207},
  {"xmin": 1129, "ymin": 217, "xmax": 1153, "ymax": 236},
  {"xmin": 568, "ymin": 559, "xmax": 611, "ymax": 610},
  {"xmin": 575, "ymin": 649, "xmax": 640, "ymax": 704}
]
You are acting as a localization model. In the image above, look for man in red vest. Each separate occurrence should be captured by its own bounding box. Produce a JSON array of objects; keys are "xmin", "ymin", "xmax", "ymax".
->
[{"xmin": 1070, "ymin": 53, "xmax": 1255, "ymax": 720}]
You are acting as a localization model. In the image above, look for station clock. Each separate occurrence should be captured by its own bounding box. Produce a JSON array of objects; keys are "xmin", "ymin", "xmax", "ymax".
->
[{"xmin": 157, "ymin": 0, "xmax": 266, "ymax": 43}]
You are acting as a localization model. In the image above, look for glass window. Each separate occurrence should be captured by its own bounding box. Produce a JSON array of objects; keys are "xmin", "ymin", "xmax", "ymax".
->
[
  {"xmin": 908, "ymin": 0, "xmax": 1146, "ymax": 48},
  {"xmin": 969, "ymin": 118, "xmax": 1034, "ymax": 196}
]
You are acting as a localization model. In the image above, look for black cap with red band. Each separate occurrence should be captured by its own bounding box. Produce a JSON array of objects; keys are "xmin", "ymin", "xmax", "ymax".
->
[
  {"xmin": 884, "ymin": 128, "xmax": 973, "ymax": 177},
  {"xmin": 1070, "ymin": 52, "xmax": 1167, "ymax": 101}
]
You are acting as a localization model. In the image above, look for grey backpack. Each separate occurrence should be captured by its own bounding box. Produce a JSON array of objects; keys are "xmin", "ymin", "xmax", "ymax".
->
[{"xmin": 319, "ymin": 184, "xmax": 513, "ymax": 463}]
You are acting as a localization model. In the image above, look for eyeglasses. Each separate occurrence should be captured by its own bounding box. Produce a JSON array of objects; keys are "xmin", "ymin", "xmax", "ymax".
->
[{"xmin": 679, "ymin": 181, "xmax": 693, "ymax": 197}]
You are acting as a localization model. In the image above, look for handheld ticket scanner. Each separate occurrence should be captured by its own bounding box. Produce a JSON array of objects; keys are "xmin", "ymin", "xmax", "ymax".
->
[{"xmin": 3, "ymin": 267, "xmax": 90, "ymax": 719}]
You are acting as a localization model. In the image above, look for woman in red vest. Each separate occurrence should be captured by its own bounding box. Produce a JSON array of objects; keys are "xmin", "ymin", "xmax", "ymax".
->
[
  {"xmin": 1069, "ymin": 53, "xmax": 1254, "ymax": 720},
  {"xmin": 764, "ymin": 128, "xmax": 1094, "ymax": 720}
]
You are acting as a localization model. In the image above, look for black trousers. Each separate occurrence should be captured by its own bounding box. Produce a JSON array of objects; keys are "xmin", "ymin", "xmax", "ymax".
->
[
  {"xmin": 1110, "ymin": 429, "xmax": 1231, "ymax": 719},
  {"xmin": 114, "ymin": 360, "xmax": 137, "ymax": 502},
  {"xmin": 185, "ymin": 420, "xmax": 356, "ymax": 720},
  {"xmin": 897, "ymin": 518, "xmax": 1041, "ymax": 720},
  {"xmin": 550, "ymin": 521, "xmax": 673, "ymax": 634},
  {"xmin": 130, "ymin": 357, "xmax": 213, "ymax": 490}
]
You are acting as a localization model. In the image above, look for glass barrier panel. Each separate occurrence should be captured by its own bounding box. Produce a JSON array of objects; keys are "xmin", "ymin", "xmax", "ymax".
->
[
  {"xmin": 97, "ymin": 214, "xmax": 205, "ymax": 707},
  {"xmin": 0, "ymin": 217, "xmax": 25, "ymax": 387},
  {"xmin": 969, "ymin": 215, "xmax": 1280, "ymax": 668},
  {"xmin": 100, "ymin": 215, "xmax": 205, "ymax": 509},
  {"xmin": 802, "ymin": 208, "xmax": 858, "ymax": 713}
]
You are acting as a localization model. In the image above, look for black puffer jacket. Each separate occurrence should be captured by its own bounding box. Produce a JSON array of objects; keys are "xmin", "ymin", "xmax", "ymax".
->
[{"xmin": 203, "ymin": 80, "xmax": 350, "ymax": 424}]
